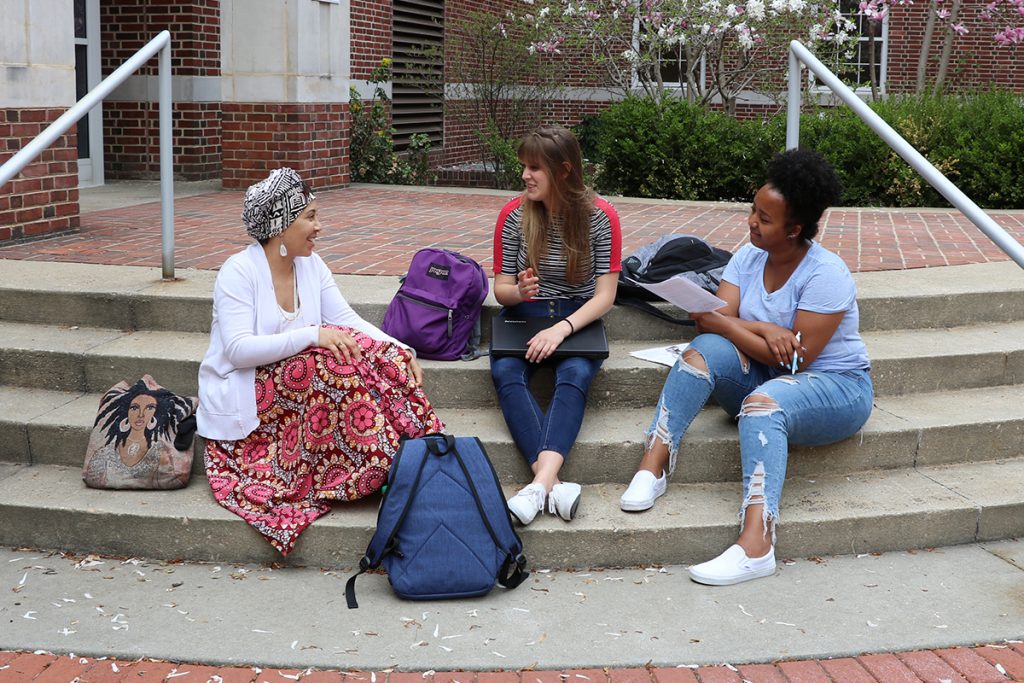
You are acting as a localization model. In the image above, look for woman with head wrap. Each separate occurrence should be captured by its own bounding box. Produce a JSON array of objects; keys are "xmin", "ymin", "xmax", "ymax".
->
[{"xmin": 197, "ymin": 168, "xmax": 443, "ymax": 554}]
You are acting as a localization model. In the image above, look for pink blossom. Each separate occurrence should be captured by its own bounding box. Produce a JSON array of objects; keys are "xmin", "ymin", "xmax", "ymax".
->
[{"xmin": 950, "ymin": 22, "xmax": 968, "ymax": 35}]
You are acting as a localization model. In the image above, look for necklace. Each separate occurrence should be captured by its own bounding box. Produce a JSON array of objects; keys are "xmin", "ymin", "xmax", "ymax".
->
[
  {"xmin": 279, "ymin": 268, "xmax": 300, "ymax": 322},
  {"xmin": 127, "ymin": 442, "xmax": 140, "ymax": 457}
]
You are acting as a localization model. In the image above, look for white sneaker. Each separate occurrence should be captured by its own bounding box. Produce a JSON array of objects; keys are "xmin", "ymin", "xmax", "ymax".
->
[
  {"xmin": 507, "ymin": 483, "xmax": 546, "ymax": 525},
  {"xmin": 548, "ymin": 482, "xmax": 582, "ymax": 521},
  {"xmin": 619, "ymin": 470, "xmax": 667, "ymax": 511},
  {"xmin": 688, "ymin": 544, "xmax": 776, "ymax": 586}
]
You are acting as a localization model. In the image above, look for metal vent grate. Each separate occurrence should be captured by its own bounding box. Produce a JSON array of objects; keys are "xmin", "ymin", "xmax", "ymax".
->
[{"xmin": 392, "ymin": 0, "xmax": 444, "ymax": 150}]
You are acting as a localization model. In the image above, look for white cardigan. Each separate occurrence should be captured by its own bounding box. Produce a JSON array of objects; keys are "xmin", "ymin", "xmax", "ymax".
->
[{"xmin": 197, "ymin": 243, "xmax": 405, "ymax": 441}]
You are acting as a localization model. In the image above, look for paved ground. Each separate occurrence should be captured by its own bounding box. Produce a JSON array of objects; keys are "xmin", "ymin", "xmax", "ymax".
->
[
  {"xmin": 2, "ymin": 542, "xmax": 1023, "ymax": 681},
  {"xmin": 1, "ymin": 183, "xmax": 1023, "ymax": 275},
  {"xmin": 2, "ymin": 182, "xmax": 1024, "ymax": 680},
  {"xmin": 2, "ymin": 646, "xmax": 1024, "ymax": 682}
]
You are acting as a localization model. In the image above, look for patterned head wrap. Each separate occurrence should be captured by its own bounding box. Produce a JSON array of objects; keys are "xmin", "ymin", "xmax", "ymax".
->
[{"xmin": 241, "ymin": 168, "xmax": 316, "ymax": 241}]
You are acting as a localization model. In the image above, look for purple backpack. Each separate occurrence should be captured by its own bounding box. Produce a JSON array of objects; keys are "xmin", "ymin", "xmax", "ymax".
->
[{"xmin": 382, "ymin": 248, "xmax": 489, "ymax": 360}]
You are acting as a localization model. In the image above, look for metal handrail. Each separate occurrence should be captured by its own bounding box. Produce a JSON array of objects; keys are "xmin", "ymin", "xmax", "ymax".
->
[
  {"xmin": 786, "ymin": 40, "xmax": 1024, "ymax": 270},
  {"xmin": 0, "ymin": 31, "xmax": 176, "ymax": 279}
]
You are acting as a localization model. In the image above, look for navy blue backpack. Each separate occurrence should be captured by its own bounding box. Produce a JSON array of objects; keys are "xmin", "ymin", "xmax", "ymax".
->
[{"xmin": 345, "ymin": 435, "xmax": 528, "ymax": 608}]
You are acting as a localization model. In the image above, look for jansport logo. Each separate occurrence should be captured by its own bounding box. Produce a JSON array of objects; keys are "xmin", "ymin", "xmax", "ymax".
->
[{"xmin": 426, "ymin": 263, "xmax": 451, "ymax": 280}]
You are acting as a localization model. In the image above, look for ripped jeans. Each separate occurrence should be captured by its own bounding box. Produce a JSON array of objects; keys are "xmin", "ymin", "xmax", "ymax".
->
[{"xmin": 647, "ymin": 333, "xmax": 873, "ymax": 540}]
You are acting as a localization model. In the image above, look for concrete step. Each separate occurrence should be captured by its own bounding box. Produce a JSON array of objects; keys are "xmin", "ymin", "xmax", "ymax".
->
[
  {"xmin": 0, "ymin": 458, "xmax": 1019, "ymax": 568},
  {"xmin": 1, "ymin": 319, "xmax": 1022, "ymax": 406},
  {"xmin": 4, "ymin": 384, "xmax": 1022, "ymax": 486},
  {"xmin": 1, "ymin": 259, "xmax": 1023, "ymax": 335}
]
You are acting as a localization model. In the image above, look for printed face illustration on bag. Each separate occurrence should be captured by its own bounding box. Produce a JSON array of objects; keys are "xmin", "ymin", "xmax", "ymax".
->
[
  {"xmin": 83, "ymin": 376, "xmax": 198, "ymax": 490},
  {"xmin": 124, "ymin": 395, "xmax": 158, "ymax": 460}
]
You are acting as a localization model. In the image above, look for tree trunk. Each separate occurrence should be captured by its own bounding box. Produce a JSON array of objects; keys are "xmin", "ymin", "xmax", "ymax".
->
[
  {"xmin": 868, "ymin": 29, "xmax": 879, "ymax": 100},
  {"xmin": 933, "ymin": 0, "xmax": 962, "ymax": 95},
  {"xmin": 916, "ymin": 0, "xmax": 939, "ymax": 94}
]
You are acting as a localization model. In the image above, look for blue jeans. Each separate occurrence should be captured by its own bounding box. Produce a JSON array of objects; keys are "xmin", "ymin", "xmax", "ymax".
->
[
  {"xmin": 648, "ymin": 333, "xmax": 873, "ymax": 541},
  {"xmin": 490, "ymin": 299, "xmax": 603, "ymax": 465}
]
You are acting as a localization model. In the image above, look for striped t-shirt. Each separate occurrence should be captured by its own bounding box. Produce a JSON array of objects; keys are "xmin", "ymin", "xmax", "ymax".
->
[{"xmin": 493, "ymin": 196, "xmax": 622, "ymax": 299}]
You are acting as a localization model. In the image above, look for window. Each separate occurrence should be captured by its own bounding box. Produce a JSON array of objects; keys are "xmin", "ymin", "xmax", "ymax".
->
[{"xmin": 835, "ymin": 0, "xmax": 888, "ymax": 91}]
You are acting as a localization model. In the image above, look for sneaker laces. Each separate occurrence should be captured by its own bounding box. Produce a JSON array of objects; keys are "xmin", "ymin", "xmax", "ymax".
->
[{"xmin": 516, "ymin": 483, "xmax": 546, "ymax": 509}]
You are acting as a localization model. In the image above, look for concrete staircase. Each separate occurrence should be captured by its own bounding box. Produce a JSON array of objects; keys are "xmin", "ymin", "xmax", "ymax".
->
[{"xmin": 1, "ymin": 257, "xmax": 1023, "ymax": 570}]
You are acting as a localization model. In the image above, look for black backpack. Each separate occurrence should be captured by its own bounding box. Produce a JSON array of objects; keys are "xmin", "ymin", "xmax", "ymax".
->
[{"xmin": 616, "ymin": 234, "xmax": 732, "ymax": 325}]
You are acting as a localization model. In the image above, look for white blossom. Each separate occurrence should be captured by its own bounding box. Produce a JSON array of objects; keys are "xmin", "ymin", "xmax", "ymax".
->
[{"xmin": 746, "ymin": 0, "xmax": 766, "ymax": 20}]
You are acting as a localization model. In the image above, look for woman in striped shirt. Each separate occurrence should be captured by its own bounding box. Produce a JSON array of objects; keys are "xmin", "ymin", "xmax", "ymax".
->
[{"xmin": 491, "ymin": 125, "xmax": 622, "ymax": 525}]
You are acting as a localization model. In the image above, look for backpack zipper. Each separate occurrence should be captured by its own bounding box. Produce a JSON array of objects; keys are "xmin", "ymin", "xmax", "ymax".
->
[{"xmin": 396, "ymin": 292, "xmax": 454, "ymax": 338}]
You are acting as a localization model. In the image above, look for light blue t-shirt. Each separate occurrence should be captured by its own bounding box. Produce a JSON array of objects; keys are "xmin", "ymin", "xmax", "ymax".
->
[{"xmin": 722, "ymin": 242, "xmax": 870, "ymax": 373}]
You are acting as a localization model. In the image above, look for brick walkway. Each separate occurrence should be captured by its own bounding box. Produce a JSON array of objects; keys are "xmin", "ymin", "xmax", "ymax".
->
[
  {"xmin": 2, "ymin": 644, "xmax": 1024, "ymax": 682},
  {"xmin": 0, "ymin": 185, "xmax": 1022, "ymax": 274}
]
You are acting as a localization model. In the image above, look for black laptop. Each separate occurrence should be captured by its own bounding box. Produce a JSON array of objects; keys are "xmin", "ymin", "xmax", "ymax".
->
[{"xmin": 489, "ymin": 317, "xmax": 609, "ymax": 359}]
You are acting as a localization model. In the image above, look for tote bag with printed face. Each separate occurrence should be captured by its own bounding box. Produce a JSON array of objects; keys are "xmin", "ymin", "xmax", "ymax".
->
[{"xmin": 82, "ymin": 375, "xmax": 198, "ymax": 490}]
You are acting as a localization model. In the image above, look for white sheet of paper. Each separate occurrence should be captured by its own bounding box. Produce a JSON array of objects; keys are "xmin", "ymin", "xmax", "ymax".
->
[
  {"xmin": 633, "ymin": 275, "xmax": 727, "ymax": 313},
  {"xmin": 630, "ymin": 343, "xmax": 690, "ymax": 367}
]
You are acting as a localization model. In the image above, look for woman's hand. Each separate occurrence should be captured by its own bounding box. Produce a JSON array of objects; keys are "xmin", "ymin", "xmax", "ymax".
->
[
  {"xmin": 517, "ymin": 268, "xmax": 540, "ymax": 301},
  {"xmin": 525, "ymin": 321, "xmax": 569, "ymax": 363},
  {"xmin": 757, "ymin": 323, "xmax": 804, "ymax": 367},
  {"xmin": 690, "ymin": 310, "xmax": 731, "ymax": 336},
  {"xmin": 408, "ymin": 356, "xmax": 423, "ymax": 386},
  {"xmin": 318, "ymin": 327, "xmax": 362, "ymax": 364}
]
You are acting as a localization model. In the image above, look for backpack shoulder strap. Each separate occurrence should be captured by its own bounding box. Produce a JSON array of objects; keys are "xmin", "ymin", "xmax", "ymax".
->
[
  {"xmin": 345, "ymin": 438, "xmax": 431, "ymax": 608},
  {"xmin": 443, "ymin": 437, "xmax": 528, "ymax": 589},
  {"xmin": 615, "ymin": 296, "xmax": 696, "ymax": 326}
]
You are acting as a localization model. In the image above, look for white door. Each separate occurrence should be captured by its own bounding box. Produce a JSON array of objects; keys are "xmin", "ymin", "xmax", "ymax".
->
[{"xmin": 75, "ymin": 0, "xmax": 104, "ymax": 187}]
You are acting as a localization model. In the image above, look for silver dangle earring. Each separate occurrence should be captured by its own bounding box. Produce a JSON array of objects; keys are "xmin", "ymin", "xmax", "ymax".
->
[
  {"xmin": 279, "ymin": 241, "xmax": 288, "ymax": 257},
  {"xmin": 119, "ymin": 418, "xmax": 130, "ymax": 433},
  {"xmin": 147, "ymin": 415, "xmax": 158, "ymax": 430}
]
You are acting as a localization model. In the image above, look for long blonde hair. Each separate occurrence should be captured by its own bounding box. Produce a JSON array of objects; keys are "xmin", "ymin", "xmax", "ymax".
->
[{"xmin": 518, "ymin": 125, "xmax": 594, "ymax": 285}]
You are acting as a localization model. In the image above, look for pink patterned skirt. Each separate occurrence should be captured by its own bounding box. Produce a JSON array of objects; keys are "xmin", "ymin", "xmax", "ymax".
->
[{"xmin": 204, "ymin": 327, "xmax": 444, "ymax": 555}]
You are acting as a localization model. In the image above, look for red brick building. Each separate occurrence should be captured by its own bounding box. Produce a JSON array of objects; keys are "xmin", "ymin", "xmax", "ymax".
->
[{"xmin": 1, "ymin": 0, "xmax": 1020, "ymax": 243}]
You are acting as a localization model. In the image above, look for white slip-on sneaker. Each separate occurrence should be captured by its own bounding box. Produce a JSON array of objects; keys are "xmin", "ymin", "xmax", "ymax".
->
[
  {"xmin": 619, "ymin": 470, "xmax": 667, "ymax": 511},
  {"xmin": 548, "ymin": 481, "xmax": 582, "ymax": 521},
  {"xmin": 688, "ymin": 544, "xmax": 777, "ymax": 586},
  {"xmin": 507, "ymin": 483, "xmax": 547, "ymax": 525}
]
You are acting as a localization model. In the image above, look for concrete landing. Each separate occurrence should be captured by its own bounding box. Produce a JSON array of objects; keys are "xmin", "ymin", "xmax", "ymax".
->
[{"xmin": 1, "ymin": 542, "xmax": 1022, "ymax": 672}]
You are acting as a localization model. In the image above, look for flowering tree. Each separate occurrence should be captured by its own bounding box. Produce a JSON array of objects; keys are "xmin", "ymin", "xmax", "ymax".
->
[
  {"xmin": 515, "ymin": 0, "xmax": 856, "ymax": 114},
  {"xmin": 857, "ymin": 0, "xmax": 1024, "ymax": 98}
]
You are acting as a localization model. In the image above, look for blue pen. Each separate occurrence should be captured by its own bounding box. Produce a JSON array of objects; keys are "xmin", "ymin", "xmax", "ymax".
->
[{"xmin": 790, "ymin": 331, "xmax": 802, "ymax": 374}]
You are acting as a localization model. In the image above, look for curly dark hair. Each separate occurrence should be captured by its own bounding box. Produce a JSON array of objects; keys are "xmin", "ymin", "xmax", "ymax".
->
[
  {"xmin": 764, "ymin": 149, "xmax": 843, "ymax": 241},
  {"xmin": 95, "ymin": 379, "xmax": 193, "ymax": 451}
]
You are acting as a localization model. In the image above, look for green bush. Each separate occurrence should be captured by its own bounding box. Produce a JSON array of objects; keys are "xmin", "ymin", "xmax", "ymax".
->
[
  {"xmin": 592, "ymin": 91, "xmax": 1024, "ymax": 209},
  {"xmin": 349, "ymin": 59, "xmax": 437, "ymax": 186},
  {"xmin": 594, "ymin": 97, "xmax": 781, "ymax": 202},
  {"xmin": 477, "ymin": 122, "xmax": 523, "ymax": 191}
]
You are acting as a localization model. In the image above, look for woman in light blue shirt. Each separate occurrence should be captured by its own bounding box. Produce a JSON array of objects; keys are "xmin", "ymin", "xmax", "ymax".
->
[{"xmin": 620, "ymin": 149, "xmax": 873, "ymax": 586}]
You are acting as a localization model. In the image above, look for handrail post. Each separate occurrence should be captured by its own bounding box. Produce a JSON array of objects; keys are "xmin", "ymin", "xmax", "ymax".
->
[
  {"xmin": 785, "ymin": 40, "xmax": 1024, "ymax": 270},
  {"xmin": 786, "ymin": 48, "xmax": 801, "ymax": 150},
  {"xmin": 159, "ymin": 38, "xmax": 175, "ymax": 281},
  {"xmin": 0, "ymin": 31, "xmax": 176, "ymax": 277}
]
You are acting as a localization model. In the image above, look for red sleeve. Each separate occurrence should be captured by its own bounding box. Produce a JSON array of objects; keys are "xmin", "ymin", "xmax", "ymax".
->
[
  {"xmin": 493, "ymin": 196, "xmax": 523, "ymax": 275},
  {"xmin": 593, "ymin": 196, "xmax": 622, "ymax": 273}
]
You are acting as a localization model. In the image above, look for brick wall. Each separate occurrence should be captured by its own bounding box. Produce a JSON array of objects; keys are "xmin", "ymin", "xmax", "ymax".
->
[
  {"xmin": 351, "ymin": 0, "xmax": 392, "ymax": 80},
  {"xmin": 886, "ymin": 4, "xmax": 1023, "ymax": 93},
  {"xmin": 101, "ymin": 0, "xmax": 222, "ymax": 181},
  {"xmin": 221, "ymin": 103, "xmax": 349, "ymax": 190},
  {"xmin": 0, "ymin": 109, "xmax": 80, "ymax": 242}
]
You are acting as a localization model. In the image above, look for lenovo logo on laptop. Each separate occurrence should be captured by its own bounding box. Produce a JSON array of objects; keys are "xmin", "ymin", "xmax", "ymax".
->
[{"xmin": 426, "ymin": 263, "xmax": 451, "ymax": 280}]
